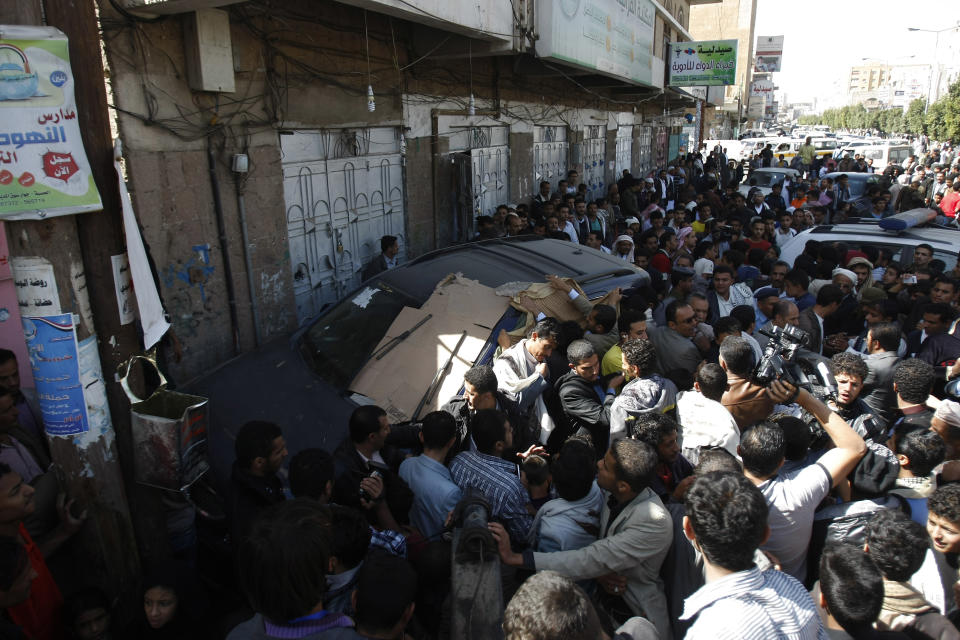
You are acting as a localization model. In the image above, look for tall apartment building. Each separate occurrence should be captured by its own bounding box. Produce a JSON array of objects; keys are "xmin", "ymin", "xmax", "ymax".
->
[{"xmin": 847, "ymin": 63, "xmax": 891, "ymax": 94}]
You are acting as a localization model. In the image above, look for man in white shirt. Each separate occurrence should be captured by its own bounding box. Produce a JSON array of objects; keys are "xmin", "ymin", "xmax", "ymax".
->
[
  {"xmin": 676, "ymin": 363, "xmax": 739, "ymax": 465},
  {"xmin": 494, "ymin": 318, "xmax": 560, "ymax": 444},
  {"xmin": 741, "ymin": 381, "xmax": 866, "ymax": 581},
  {"xmin": 559, "ymin": 204, "xmax": 578, "ymax": 242},
  {"xmin": 680, "ymin": 471, "xmax": 827, "ymax": 640},
  {"xmin": 775, "ymin": 210, "xmax": 797, "ymax": 247}
]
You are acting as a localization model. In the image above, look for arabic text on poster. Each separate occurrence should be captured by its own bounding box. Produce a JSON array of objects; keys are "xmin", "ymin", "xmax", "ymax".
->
[
  {"xmin": 22, "ymin": 313, "xmax": 88, "ymax": 436},
  {"xmin": 0, "ymin": 26, "xmax": 103, "ymax": 219}
]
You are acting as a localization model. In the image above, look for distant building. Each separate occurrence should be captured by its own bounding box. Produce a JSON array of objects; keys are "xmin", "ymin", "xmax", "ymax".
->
[{"xmin": 689, "ymin": 0, "xmax": 759, "ymax": 135}]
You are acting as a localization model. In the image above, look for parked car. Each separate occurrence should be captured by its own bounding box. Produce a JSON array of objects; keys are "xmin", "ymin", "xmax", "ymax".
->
[
  {"xmin": 852, "ymin": 144, "xmax": 912, "ymax": 168},
  {"xmin": 186, "ymin": 236, "xmax": 650, "ymax": 489},
  {"xmin": 822, "ymin": 171, "xmax": 883, "ymax": 201},
  {"xmin": 779, "ymin": 219, "xmax": 960, "ymax": 272},
  {"xmin": 739, "ymin": 167, "xmax": 801, "ymax": 198}
]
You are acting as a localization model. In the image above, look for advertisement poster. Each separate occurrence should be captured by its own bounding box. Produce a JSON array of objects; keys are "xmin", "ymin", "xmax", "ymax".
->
[
  {"xmin": 536, "ymin": 0, "xmax": 656, "ymax": 87},
  {"xmin": 111, "ymin": 253, "xmax": 135, "ymax": 325},
  {"xmin": 668, "ymin": 40, "xmax": 738, "ymax": 87},
  {"xmin": 755, "ymin": 35, "xmax": 784, "ymax": 73},
  {"xmin": 0, "ymin": 25, "xmax": 102, "ymax": 219},
  {"xmin": 751, "ymin": 78, "xmax": 775, "ymax": 98},
  {"xmin": 11, "ymin": 256, "xmax": 59, "ymax": 316},
  {"xmin": 77, "ymin": 334, "xmax": 111, "ymax": 439},
  {"xmin": 22, "ymin": 313, "xmax": 88, "ymax": 436}
]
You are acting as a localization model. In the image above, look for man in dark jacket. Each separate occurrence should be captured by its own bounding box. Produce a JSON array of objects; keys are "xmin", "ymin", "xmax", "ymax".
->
[
  {"xmin": 230, "ymin": 420, "xmax": 288, "ymax": 542},
  {"xmin": 861, "ymin": 322, "xmax": 901, "ymax": 430},
  {"xmin": 555, "ymin": 340, "xmax": 624, "ymax": 455},
  {"xmin": 361, "ymin": 235, "xmax": 399, "ymax": 281},
  {"xmin": 331, "ymin": 405, "xmax": 413, "ymax": 528},
  {"xmin": 441, "ymin": 365, "xmax": 526, "ymax": 458}
]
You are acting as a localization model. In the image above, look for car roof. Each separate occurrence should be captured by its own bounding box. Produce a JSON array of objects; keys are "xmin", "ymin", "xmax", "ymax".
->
[
  {"xmin": 804, "ymin": 221, "xmax": 958, "ymax": 247},
  {"xmin": 823, "ymin": 172, "xmax": 877, "ymax": 182},
  {"xmin": 752, "ymin": 167, "xmax": 800, "ymax": 174},
  {"xmin": 377, "ymin": 236, "xmax": 643, "ymax": 302}
]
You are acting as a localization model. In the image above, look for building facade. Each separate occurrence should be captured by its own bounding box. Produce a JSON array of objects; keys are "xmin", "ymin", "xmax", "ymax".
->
[
  {"xmin": 688, "ymin": 0, "xmax": 757, "ymax": 136},
  {"xmin": 102, "ymin": 0, "xmax": 721, "ymax": 382}
]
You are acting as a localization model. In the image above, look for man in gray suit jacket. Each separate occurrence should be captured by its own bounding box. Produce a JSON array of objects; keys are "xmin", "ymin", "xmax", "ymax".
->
[
  {"xmin": 797, "ymin": 284, "xmax": 843, "ymax": 355},
  {"xmin": 490, "ymin": 438, "xmax": 674, "ymax": 639},
  {"xmin": 861, "ymin": 322, "xmax": 902, "ymax": 430}
]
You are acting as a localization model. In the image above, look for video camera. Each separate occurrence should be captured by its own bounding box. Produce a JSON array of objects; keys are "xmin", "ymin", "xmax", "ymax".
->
[
  {"xmin": 753, "ymin": 324, "xmax": 838, "ymax": 401},
  {"xmin": 452, "ymin": 489, "xmax": 497, "ymax": 562},
  {"xmin": 753, "ymin": 324, "xmax": 810, "ymax": 387}
]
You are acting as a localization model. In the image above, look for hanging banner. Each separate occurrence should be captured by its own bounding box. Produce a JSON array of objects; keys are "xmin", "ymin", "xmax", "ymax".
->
[
  {"xmin": 750, "ymin": 78, "xmax": 775, "ymax": 98},
  {"xmin": 22, "ymin": 313, "xmax": 87, "ymax": 436},
  {"xmin": 668, "ymin": 40, "xmax": 738, "ymax": 87},
  {"xmin": 115, "ymin": 147, "xmax": 170, "ymax": 348},
  {"xmin": 0, "ymin": 25, "xmax": 102, "ymax": 220},
  {"xmin": 754, "ymin": 35, "xmax": 783, "ymax": 73}
]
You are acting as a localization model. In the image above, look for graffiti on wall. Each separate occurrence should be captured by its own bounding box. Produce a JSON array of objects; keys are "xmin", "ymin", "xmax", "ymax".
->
[{"xmin": 162, "ymin": 243, "xmax": 218, "ymax": 338}]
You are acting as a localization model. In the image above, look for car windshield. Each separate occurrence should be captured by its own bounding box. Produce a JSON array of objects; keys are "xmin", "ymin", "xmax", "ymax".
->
[
  {"xmin": 847, "ymin": 175, "xmax": 881, "ymax": 198},
  {"xmin": 889, "ymin": 147, "xmax": 911, "ymax": 163},
  {"xmin": 751, "ymin": 171, "xmax": 792, "ymax": 187},
  {"xmin": 299, "ymin": 281, "xmax": 421, "ymax": 388}
]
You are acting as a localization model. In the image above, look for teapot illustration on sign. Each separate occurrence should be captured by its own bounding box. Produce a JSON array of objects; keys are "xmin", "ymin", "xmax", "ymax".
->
[{"xmin": 0, "ymin": 44, "xmax": 39, "ymax": 101}]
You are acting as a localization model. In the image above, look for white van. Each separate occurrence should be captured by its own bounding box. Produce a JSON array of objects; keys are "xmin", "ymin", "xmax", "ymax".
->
[{"xmin": 855, "ymin": 144, "xmax": 912, "ymax": 168}]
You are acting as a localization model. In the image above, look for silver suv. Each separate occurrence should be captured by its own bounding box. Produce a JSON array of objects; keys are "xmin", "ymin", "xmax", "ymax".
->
[{"xmin": 779, "ymin": 220, "xmax": 959, "ymax": 271}]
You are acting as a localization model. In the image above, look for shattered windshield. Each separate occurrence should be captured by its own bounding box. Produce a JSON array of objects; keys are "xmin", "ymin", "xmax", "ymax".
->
[{"xmin": 299, "ymin": 281, "xmax": 419, "ymax": 389}]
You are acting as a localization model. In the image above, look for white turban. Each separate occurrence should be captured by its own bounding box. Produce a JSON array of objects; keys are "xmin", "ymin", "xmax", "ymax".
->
[
  {"xmin": 935, "ymin": 400, "xmax": 960, "ymax": 428},
  {"xmin": 832, "ymin": 268, "xmax": 857, "ymax": 286}
]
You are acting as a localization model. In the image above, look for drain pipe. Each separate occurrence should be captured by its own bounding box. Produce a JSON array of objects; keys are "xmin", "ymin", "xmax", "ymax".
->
[
  {"xmin": 233, "ymin": 168, "xmax": 262, "ymax": 348},
  {"xmin": 207, "ymin": 139, "xmax": 241, "ymax": 356}
]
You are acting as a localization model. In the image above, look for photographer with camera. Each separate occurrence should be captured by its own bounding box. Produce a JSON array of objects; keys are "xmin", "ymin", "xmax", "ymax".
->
[
  {"xmin": 742, "ymin": 380, "xmax": 867, "ymax": 582},
  {"xmin": 332, "ymin": 406, "xmax": 414, "ymax": 529},
  {"xmin": 719, "ymin": 336, "xmax": 774, "ymax": 432}
]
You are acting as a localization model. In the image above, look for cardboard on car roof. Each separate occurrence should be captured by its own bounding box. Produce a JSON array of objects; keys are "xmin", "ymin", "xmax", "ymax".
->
[{"xmin": 349, "ymin": 274, "xmax": 508, "ymax": 423}]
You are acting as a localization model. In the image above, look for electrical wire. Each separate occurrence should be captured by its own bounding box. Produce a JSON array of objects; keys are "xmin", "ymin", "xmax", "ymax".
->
[
  {"xmin": 399, "ymin": 34, "xmax": 453, "ymax": 71},
  {"xmin": 101, "ymin": 0, "xmax": 670, "ymax": 172}
]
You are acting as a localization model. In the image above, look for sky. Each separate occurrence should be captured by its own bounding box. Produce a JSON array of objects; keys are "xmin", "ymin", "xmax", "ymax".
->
[{"xmin": 753, "ymin": 0, "xmax": 960, "ymax": 107}]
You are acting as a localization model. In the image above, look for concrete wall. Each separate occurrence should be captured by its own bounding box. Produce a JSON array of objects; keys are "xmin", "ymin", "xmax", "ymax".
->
[{"xmin": 101, "ymin": 0, "xmax": 681, "ymax": 381}]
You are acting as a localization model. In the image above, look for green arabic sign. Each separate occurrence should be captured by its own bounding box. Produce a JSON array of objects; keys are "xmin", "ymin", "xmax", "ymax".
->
[{"xmin": 668, "ymin": 40, "xmax": 738, "ymax": 87}]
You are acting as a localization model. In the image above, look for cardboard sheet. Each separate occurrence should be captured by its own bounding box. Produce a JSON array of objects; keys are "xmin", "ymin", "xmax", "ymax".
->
[
  {"xmin": 350, "ymin": 274, "xmax": 508, "ymax": 423},
  {"xmin": 505, "ymin": 278, "xmax": 621, "ymax": 344}
]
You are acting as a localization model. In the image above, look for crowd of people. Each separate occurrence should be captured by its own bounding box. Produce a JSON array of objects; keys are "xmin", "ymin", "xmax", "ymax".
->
[{"xmin": 4, "ymin": 137, "xmax": 960, "ymax": 640}]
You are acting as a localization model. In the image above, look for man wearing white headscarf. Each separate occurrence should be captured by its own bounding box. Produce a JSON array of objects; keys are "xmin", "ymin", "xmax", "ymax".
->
[
  {"xmin": 932, "ymin": 400, "xmax": 960, "ymax": 462},
  {"xmin": 693, "ymin": 258, "xmax": 714, "ymax": 296},
  {"xmin": 825, "ymin": 267, "xmax": 861, "ymax": 338},
  {"xmin": 613, "ymin": 235, "xmax": 635, "ymax": 262}
]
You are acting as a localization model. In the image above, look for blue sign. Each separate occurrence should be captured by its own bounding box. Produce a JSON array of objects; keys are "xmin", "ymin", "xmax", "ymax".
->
[
  {"xmin": 22, "ymin": 314, "xmax": 87, "ymax": 436},
  {"xmin": 49, "ymin": 70, "xmax": 67, "ymax": 87}
]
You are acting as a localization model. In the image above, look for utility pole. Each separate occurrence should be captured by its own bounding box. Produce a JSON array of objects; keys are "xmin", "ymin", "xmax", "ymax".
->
[{"xmin": 1, "ymin": 0, "xmax": 147, "ymax": 599}]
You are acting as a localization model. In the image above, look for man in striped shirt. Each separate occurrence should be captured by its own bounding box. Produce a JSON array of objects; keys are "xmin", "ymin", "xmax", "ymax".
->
[
  {"xmin": 450, "ymin": 409, "xmax": 532, "ymax": 547},
  {"xmin": 679, "ymin": 471, "xmax": 827, "ymax": 639}
]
